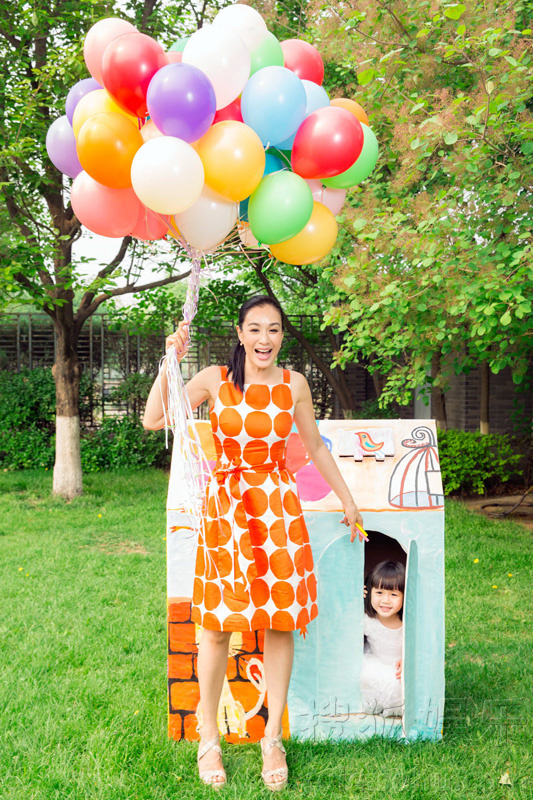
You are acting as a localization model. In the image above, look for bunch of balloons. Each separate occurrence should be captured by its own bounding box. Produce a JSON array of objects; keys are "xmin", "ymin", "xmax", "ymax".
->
[{"xmin": 46, "ymin": 5, "xmax": 379, "ymax": 265}]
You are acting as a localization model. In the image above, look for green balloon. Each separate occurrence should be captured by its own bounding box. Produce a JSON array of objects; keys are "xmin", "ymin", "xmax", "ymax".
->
[
  {"xmin": 169, "ymin": 37, "xmax": 189, "ymax": 53},
  {"xmin": 323, "ymin": 125, "xmax": 379, "ymax": 189},
  {"xmin": 249, "ymin": 172, "xmax": 313, "ymax": 245},
  {"xmin": 249, "ymin": 31, "xmax": 284, "ymax": 76}
]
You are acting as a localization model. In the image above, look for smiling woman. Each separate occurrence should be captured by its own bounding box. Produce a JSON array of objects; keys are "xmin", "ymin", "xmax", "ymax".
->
[{"xmin": 143, "ymin": 294, "xmax": 363, "ymax": 791}]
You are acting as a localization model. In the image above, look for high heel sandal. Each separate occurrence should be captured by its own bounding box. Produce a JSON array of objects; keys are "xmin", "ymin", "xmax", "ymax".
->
[
  {"xmin": 260, "ymin": 731, "xmax": 288, "ymax": 791},
  {"xmin": 197, "ymin": 730, "xmax": 226, "ymax": 789}
]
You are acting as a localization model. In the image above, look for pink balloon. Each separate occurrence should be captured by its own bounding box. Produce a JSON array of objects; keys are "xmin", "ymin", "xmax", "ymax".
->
[
  {"xmin": 71, "ymin": 171, "xmax": 140, "ymax": 237},
  {"xmin": 83, "ymin": 17, "xmax": 138, "ymax": 85},
  {"xmin": 305, "ymin": 179, "xmax": 346, "ymax": 216},
  {"xmin": 167, "ymin": 50, "xmax": 183, "ymax": 64},
  {"xmin": 140, "ymin": 119, "xmax": 164, "ymax": 142},
  {"xmin": 130, "ymin": 205, "xmax": 169, "ymax": 240}
]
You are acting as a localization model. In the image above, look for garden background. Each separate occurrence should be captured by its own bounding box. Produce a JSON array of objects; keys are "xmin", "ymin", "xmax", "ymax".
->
[{"xmin": 0, "ymin": 0, "xmax": 532, "ymax": 798}]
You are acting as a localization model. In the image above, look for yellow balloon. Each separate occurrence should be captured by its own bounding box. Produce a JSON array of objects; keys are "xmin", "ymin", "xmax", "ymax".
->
[
  {"xmin": 195, "ymin": 121, "xmax": 265, "ymax": 202},
  {"xmin": 331, "ymin": 97, "xmax": 369, "ymax": 127},
  {"xmin": 270, "ymin": 201, "xmax": 338, "ymax": 265},
  {"xmin": 72, "ymin": 89, "xmax": 137, "ymax": 138}
]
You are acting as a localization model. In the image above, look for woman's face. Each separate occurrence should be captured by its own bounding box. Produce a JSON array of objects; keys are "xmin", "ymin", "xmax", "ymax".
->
[{"xmin": 237, "ymin": 304, "xmax": 283, "ymax": 372}]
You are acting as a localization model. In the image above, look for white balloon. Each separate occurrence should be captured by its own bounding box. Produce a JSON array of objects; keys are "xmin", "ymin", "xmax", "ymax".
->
[
  {"xmin": 305, "ymin": 179, "xmax": 346, "ymax": 216},
  {"xmin": 213, "ymin": 4, "xmax": 267, "ymax": 32},
  {"xmin": 213, "ymin": 4, "xmax": 267, "ymax": 52},
  {"xmin": 174, "ymin": 186, "xmax": 238, "ymax": 252},
  {"xmin": 131, "ymin": 137, "xmax": 204, "ymax": 215},
  {"xmin": 183, "ymin": 26, "xmax": 250, "ymax": 110}
]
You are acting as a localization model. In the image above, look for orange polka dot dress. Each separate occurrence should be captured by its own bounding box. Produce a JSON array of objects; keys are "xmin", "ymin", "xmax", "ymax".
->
[{"xmin": 191, "ymin": 367, "xmax": 318, "ymax": 634}]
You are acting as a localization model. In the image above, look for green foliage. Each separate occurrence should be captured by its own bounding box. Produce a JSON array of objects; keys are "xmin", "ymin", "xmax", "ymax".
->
[
  {"xmin": 80, "ymin": 417, "xmax": 169, "ymax": 472},
  {"xmin": 0, "ymin": 367, "xmax": 98, "ymax": 469},
  {"xmin": 358, "ymin": 397, "xmax": 406, "ymax": 419},
  {"xmin": 0, "ymin": 368, "xmax": 168, "ymax": 471},
  {"xmin": 437, "ymin": 429, "xmax": 523, "ymax": 495},
  {"xmin": 307, "ymin": 0, "xmax": 533, "ymax": 405},
  {"xmin": 109, "ymin": 373, "xmax": 155, "ymax": 418}
]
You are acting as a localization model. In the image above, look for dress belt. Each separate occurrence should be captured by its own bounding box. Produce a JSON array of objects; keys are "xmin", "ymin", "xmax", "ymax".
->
[{"xmin": 214, "ymin": 458, "xmax": 287, "ymax": 485}]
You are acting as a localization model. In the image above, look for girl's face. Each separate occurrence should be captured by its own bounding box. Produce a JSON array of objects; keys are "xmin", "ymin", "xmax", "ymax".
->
[
  {"xmin": 237, "ymin": 305, "xmax": 283, "ymax": 372},
  {"xmin": 370, "ymin": 585, "xmax": 403, "ymax": 620}
]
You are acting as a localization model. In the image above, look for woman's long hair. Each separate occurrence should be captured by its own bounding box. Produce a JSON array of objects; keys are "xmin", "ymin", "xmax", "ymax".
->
[
  {"xmin": 227, "ymin": 295, "xmax": 284, "ymax": 394},
  {"xmin": 364, "ymin": 560, "xmax": 405, "ymax": 620}
]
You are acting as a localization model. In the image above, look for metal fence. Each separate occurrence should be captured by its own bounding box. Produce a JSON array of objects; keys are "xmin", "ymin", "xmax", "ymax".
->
[{"xmin": 0, "ymin": 312, "xmax": 342, "ymax": 421}]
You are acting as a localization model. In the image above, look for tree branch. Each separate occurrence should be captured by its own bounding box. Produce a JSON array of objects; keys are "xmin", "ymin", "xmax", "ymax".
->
[{"xmin": 76, "ymin": 270, "xmax": 192, "ymax": 329}]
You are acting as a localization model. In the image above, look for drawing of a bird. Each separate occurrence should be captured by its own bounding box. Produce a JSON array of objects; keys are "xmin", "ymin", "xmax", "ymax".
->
[{"xmin": 353, "ymin": 431, "xmax": 384, "ymax": 451}]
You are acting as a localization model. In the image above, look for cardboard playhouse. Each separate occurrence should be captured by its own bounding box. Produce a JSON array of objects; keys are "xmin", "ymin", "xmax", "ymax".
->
[{"xmin": 166, "ymin": 419, "xmax": 445, "ymax": 743}]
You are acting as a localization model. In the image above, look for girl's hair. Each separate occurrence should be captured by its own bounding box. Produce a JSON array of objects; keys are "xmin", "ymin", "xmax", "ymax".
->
[
  {"xmin": 364, "ymin": 560, "xmax": 405, "ymax": 620},
  {"xmin": 227, "ymin": 295, "xmax": 284, "ymax": 394}
]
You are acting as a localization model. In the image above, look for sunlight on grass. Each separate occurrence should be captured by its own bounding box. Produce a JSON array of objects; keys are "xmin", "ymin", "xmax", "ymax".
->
[{"xmin": 1, "ymin": 471, "xmax": 531, "ymax": 799}]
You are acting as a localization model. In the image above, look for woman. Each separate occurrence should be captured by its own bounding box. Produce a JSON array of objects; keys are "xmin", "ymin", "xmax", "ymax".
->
[{"xmin": 144, "ymin": 295, "xmax": 364, "ymax": 790}]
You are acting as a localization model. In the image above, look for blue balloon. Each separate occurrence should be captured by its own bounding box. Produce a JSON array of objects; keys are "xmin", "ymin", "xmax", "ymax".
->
[
  {"xmin": 275, "ymin": 79, "xmax": 330, "ymax": 151},
  {"xmin": 241, "ymin": 66, "xmax": 307, "ymax": 147}
]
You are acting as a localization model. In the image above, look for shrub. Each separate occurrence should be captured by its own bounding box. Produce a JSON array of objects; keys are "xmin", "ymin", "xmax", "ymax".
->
[
  {"xmin": 437, "ymin": 429, "xmax": 523, "ymax": 495},
  {"xmin": 80, "ymin": 417, "xmax": 169, "ymax": 472},
  {"xmin": 0, "ymin": 368, "xmax": 168, "ymax": 472}
]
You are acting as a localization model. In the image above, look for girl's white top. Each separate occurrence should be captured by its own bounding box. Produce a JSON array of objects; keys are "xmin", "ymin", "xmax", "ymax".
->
[{"xmin": 364, "ymin": 615, "xmax": 403, "ymax": 664}]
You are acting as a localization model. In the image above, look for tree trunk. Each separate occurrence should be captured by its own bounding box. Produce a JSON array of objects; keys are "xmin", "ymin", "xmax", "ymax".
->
[
  {"xmin": 52, "ymin": 320, "xmax": 82, "ymax": 499},
  {"xmin": 431, "ymin": 353, "xmax": 447, "ymax": 431},
  {"xmin": 480, "ymin": 362, "xmax": 490, "ymax": 434}
]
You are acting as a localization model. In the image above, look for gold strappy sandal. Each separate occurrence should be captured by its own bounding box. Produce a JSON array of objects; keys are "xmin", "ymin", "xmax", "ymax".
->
[
  {"xmin": 260, "ymin": 731, "xmax": 288, "ymax": 791},
  {"xmin": 197, "ymin": 731, "xmax": 226, "ymax": 789}
]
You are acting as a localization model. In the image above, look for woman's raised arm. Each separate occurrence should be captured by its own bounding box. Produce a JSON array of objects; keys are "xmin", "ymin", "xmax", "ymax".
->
[{"xmin": 142, "ymin": 322, "xmax": 219, "ymax": 430}]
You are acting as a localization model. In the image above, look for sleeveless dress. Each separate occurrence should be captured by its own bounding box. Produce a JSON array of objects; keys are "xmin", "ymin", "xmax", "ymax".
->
[
  {"xmin": 360, "ymin": 615, "xmax": 403, "ymax": 716},
  {"xmin": 190, "ymin": 367, "xmax": 318, "ymax": 634}
]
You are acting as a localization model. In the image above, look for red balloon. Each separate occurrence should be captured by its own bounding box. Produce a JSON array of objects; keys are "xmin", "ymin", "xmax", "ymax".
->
[
  {"xmin": 130, "ymin": 204, "xmax": 169, "ymax": 240},
  {"xmin": 213, "ymin": 97, "xmax": 243, "ymax": 124},
  {"xmin": 291, "ymin": 107, "xmax": 364, "ymax": 179},
  {"xmin": 281, "ymin": 39, "xmax": 324, "ymax": 85},
  {"xmin": 101, "ymin": 33, "xmax": 168, "ymax": 117}
]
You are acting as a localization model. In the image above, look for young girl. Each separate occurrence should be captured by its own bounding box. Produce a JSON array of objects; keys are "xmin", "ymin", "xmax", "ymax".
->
[{"xmin": 360, "ymin": 560, "xmax": 405, "ymax": 718}]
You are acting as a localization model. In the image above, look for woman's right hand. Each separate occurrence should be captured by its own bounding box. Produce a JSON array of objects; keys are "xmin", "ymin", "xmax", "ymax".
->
[{"xmin": 166, "ymin": 321, "xmax": 190, "ymax": 362}]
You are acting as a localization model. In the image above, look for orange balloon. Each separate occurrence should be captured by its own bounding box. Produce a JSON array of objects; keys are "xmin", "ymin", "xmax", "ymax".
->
[
  {"xmin": 76, "ymin": 112, "xmax": 143, "ymax": 189},
  {"xmin": 195, "ymin": 121, "xmax": 266, "ymax": 202},
  {"xmin": 72, "ymin": 89, "xmax": 137, "ymax": 138},
  {"xmin": 331, "ymin": 98, "xmax": 369, "ymax": 127},
  {"xmin": 269, "ymin": 201, "xmax": 337, "ymax": 265}
]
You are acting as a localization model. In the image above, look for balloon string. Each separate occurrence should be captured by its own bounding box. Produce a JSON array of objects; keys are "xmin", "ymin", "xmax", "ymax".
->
[{"xmin": 160, "ymin": 245, "xmax": 213, "ymax": 533}]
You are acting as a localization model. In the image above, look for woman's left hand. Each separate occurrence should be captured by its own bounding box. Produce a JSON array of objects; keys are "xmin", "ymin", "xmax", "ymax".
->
[{"xmin": 341, "ymin": 501, "xmax": 366, "ymax": 543}]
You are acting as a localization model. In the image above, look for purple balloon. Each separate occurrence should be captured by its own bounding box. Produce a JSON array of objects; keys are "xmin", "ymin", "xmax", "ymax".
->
[
  {"xmin": 46, "ymin": 116, "xmax": 82, "ymax": 179},
  {"xmin": 146, "ymin": 62, "xmax": 216, "ymax": 143},
  {"xmin": 65, "ymin": 78, "xmax": 102, "ymax": 125}
]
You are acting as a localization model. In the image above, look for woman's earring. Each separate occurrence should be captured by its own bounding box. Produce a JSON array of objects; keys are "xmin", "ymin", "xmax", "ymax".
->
[{"xmin": 239, "ymin": 342, "xmax": 243, "ymax": 347}]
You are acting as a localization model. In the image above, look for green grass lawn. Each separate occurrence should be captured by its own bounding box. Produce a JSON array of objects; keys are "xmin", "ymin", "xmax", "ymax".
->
[{"xmin": 0, "ymin": 469, "xmax": 531, "ymax": 800}]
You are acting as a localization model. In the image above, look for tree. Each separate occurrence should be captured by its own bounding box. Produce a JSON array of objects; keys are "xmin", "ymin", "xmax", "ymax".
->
[
  {"xmin": 303, "ymin": 0, "xmax": 533, "ymax": 431},
  {"xmin": 0, "ymin": 0, "xmax": 225, "ymax": 498}
]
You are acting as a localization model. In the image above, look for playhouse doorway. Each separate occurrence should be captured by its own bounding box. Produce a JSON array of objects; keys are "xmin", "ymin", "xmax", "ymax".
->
[{"xmin": 364, "ymin": 529, "xmax": 406, "ymax": 579}]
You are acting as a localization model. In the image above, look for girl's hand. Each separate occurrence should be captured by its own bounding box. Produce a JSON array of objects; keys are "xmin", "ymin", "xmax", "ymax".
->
[
  {"xmin": 341, "ymin": 501, "xmax": 366, "ymax": 543},
  {"xmin": 395, "ymin": 659, "xmax": 402, "ymax": 680},
  {"xmin": 166, "ymin": 321, "xmax": 190, "ymax": 362}
]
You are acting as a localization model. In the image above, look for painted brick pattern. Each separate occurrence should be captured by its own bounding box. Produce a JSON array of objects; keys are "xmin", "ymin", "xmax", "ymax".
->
[{"xmin": 168, "ymin": 600, "xmax": 288, "ymax": 742}]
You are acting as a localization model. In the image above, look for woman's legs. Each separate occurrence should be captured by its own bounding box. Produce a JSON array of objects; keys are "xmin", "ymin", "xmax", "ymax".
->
[
  {"xmin": 262, "ymin": 629, "xmax": 294, "ymax": 782},
  {"xmin": 196, "ymin": 629, "xmax": 232, "ymax": 781}
]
